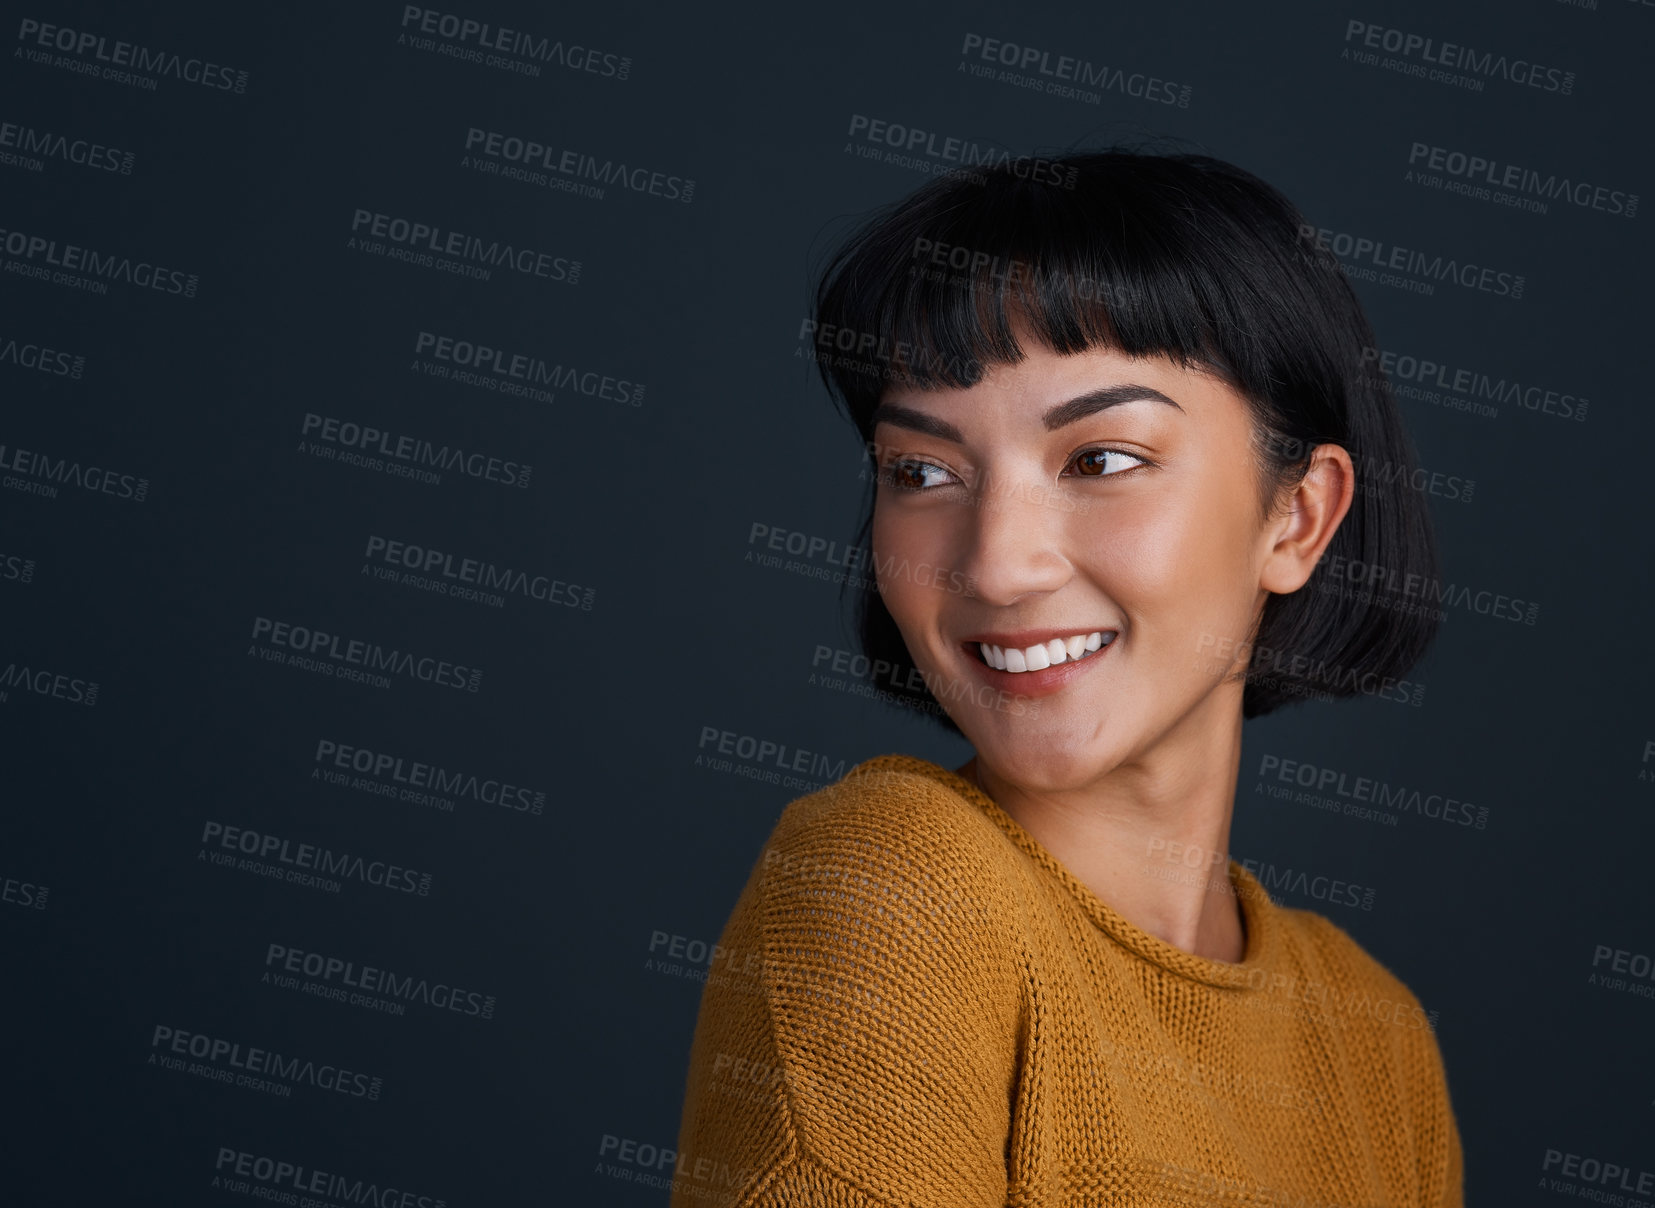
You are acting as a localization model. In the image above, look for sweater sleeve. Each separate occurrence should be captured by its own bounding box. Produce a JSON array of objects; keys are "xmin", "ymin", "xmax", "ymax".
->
[
  {"xmin": 671, "ymin": 770, "xmax": 1024, "ymax": 1208},
  {"xmin": 1404, "ymin": 1012, "xmax": 1465, "ymax": 1208},
  {"xmin": 1289, "ymin": 910, "xmax": 1466, "ymax": 1208}
]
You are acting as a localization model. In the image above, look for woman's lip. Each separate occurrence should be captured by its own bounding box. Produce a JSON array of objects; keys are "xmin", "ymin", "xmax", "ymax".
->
[{"xmin": 957, "ymin": 637, "xmax": 1113, "ymax": 699}]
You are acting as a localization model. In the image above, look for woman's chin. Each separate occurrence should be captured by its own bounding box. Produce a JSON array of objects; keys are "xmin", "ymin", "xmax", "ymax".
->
[{"xmin": 969, "ymin": 733, "xmax": 1122, "ymax": 794}]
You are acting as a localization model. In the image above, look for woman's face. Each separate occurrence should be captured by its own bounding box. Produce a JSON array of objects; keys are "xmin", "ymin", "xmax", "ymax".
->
[{"xmin": 871, "ymin": 334, "xmax": 1348, "ymax": 793}]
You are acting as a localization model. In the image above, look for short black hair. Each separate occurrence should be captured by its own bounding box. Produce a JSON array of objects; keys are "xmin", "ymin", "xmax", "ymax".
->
[{"xmin": 808, "ymin": 147, "xmax": 1441, "ymax": 729}]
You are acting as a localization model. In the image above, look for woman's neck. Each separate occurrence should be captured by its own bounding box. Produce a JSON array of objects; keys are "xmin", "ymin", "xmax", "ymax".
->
[{"xmin": 956, "ymin": 715, "xmax": 1248, "ymax": 963}]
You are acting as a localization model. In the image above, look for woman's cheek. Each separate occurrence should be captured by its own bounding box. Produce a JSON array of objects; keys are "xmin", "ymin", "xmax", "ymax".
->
[
  {"xmin": 1088, "ymin": 509, "xmax": 1232, "ymax": 662},
  {"xmin": 1080, "ymin": 510, "xmax": 1181, "ymax": 599},
  {"xmin": 874, "ymin": 508, "xmax": 954, "ymax": 603}
]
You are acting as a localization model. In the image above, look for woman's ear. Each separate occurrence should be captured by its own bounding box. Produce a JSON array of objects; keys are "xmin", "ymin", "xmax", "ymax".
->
[{"xmin": 1259, "ymin": 444, "xmax": 1355, "ymax": 594}]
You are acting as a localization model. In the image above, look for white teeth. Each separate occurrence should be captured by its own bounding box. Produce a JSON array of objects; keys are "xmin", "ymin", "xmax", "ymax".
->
[{"xmin": 976, "ymin": 631, "xmax": 1113, "ymax": 673}]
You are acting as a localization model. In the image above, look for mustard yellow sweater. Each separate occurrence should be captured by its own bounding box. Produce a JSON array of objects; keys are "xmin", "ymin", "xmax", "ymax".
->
[{"xmin": 672, "ymin": 754, "xmax": 1464, "ymax": 1208}]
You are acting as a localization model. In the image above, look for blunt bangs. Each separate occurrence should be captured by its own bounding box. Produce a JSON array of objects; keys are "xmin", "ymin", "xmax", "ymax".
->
[
  {"xmin": 813, "ymin": 152, "xmax": 1349, "ymax": 452},
  {"xmin": 809, "ymin": 149, "xmax": 1442, "ymax": 726}
]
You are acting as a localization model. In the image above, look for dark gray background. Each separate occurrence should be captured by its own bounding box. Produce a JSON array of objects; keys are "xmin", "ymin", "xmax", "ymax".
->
[{"xmin": 3, "ymin": 0, "xmax": 1652, "ymax": 1203}]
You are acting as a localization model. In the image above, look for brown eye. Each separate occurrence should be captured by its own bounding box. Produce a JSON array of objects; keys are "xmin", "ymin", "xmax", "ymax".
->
[
  {"xmin": 1070, "ymin": 448, "xmax": 1145, "ymax": 477},
  {"xmin": 882, "ymin": 459, "xmax": 952, "ymax": 491}
]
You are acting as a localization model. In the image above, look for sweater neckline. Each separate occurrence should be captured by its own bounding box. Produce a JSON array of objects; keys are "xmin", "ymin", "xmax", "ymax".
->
[{"xmin": 851, "ymin": 753, "xmax": 1282, "ymax": 991}]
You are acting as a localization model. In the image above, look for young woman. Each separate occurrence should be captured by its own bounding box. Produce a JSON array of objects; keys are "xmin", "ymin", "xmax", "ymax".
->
[{"xmin": 671, "ymin": 149, "xmax": 1463, "ymax": 1208}]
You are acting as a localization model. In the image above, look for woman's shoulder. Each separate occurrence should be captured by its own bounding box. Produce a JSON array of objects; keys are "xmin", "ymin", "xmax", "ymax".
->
[
  {"xmin": 1270, "ymin": 904, "xmax": 1439, "ymax": 1034},
  {"xmin": 777, "ymin": 751, "xmax": 1009, "ymax": 828},
  {"xmin": 762, "ymin": 753, "xmax": 1026, "ymax": 900},
  {"xmin": 683, "ymin": 753, "xmax": 1025, "ymax": 1206},
  {"xmin": 745, "ymin": 752, "xmax": 1029, "ymax": 978},
  {"xmin": 1270, "ymin": 904, "xmax": 1462, "ymax": 1196}
]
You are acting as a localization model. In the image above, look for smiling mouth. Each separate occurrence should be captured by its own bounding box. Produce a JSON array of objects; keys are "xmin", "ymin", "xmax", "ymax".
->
[{"xmin": 970, "ymin": 631, "xmax": 1118, "ymax": 673}]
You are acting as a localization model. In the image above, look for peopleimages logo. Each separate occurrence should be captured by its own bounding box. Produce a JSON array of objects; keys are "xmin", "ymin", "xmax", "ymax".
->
[
  {"xmin": 463, "ymin": 127, "xmax": 693, "ymax": 203},
  {"xmin": 15, "ymin": 18, "xmax": 250, "ymax": 93},
  {"xmin": 1407, "ymin": 142, "xmax": 1636, "ymax": 219},
  {"xmin": 1, "ymin": 870, "xmax": 48, "ymax": 910},
  {"xmin": 364, "ymin": 534, "xmax": 594, "ymax": 611},
  {"xmin": 299, "ymin": 412, "xmax": 532, "ymax": 489},
  {"xmin": 0, "ymin": 552, "xmax": 37, "ymax": 584},
  {"xmin": 249, "ymin": 616, "xmax": 483, "ymax": 693},
  {"xmin": 957, "ymin": 32, "xmax": 1191, "ymax": 107},
  {"xmin": 1541, "ymin": 1148, "xmax": 1655, "ymax": 1197},
  {"xmin": 0, "ymin": 223, "xmax": 199, "ymax": 296},
  {"xmin": 213, "ymin": 1148, "xmax": 447, "ymax": 1207},
  {"xmin": 1239, "ymin": 858, "xmax": 1376, "ymax": 912},
  {"xmin": 1342, "ymin": 19, "xmax": 1575, "ymax": 95},
  {"xmin": 746, "ymin": 521, "xmax": 974, "ymax": 596},
  {"xmin": 1298, "ymin": 223, "xmax": 1523, "ymax": 300},
  {"xmin": 697, "ymin": 725, "xmax": 850, "ymax": 786},
  {"xmin": 1360, "ymin": 345, "xmax": 1589, "ymax": 423},
  {"xmin": 843, "ymin": 114, "xmax": 1078, "ymax": 187},
  {"xmin": 0, "ymin": 439, "xmax": 149, "ymax": 502},
  {"xmin": 349, "ymin": 208, "xmax": 580, "ymax": 284},
  {"xmin": 1317, "ymin": 553, "xmax": 1538, "ymax": 627},
  {"xmin": 0, "ymin": 333, "xmax": 84, "ymax": 377},
  {"xmin": 149, "ymin": 1026, "xmax": 382, "ymax": 1100},
  {"xmin": 415, "ymin": 330, "xmax": 643, "ymax": 406},
  {"xmin": 1256, "ymin": 754, "xmax": 1488, "ymax": 829},
  {"xmin": 200, "ymin": 819, "xmax": 434, "ymax": 896},
  {"xmin": 0, "ymin": 658, "xmax": 99, "ymax": 706},
  {"xmin": 0, "ymin": 117, "xmax": 133, "ymax": 174},
  {"xmin": 265, "ymin": 943, "xmax": 497, "ymax": 1020},
  {"xmin": 398, "ymin": 6, "xmax": 631, "ymax": 80},
  {"xmin": 313, "ymin": 737, "xmax": 547, "ymax": 815}
]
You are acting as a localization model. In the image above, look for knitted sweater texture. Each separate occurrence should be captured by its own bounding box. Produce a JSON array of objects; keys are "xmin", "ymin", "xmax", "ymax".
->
[{"xmin": 671, "ymin": 754, "xmax": 1464, "ymax": 1208}]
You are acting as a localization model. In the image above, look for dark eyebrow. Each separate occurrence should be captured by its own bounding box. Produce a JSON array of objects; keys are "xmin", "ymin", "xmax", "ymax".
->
[{"xmin": 870, "ymin": 383, "xmax": 1184, "ymax": 443}]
